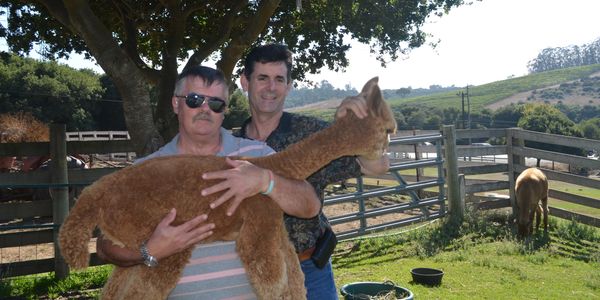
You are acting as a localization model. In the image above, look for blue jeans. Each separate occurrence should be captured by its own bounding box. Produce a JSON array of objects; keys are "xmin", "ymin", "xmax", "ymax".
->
[{"xmin": 301, "ymin": 259, "xmax": 339, "ymax": 300}]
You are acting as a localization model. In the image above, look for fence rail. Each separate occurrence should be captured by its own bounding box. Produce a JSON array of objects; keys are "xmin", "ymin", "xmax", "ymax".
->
[
  {"xmin": 450, "ymin": 128, "xmax": 600, "ymax": 229},
  {"xmin": 2, "ymin": 127, "xmax": 599, "ymax": 279},
  {"xmin": 1, "ymin": 128, "xmax": 448, "ymax": 278}
]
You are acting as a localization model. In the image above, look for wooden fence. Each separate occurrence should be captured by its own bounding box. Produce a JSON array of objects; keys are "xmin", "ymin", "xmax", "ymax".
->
[
  {"xmin": 1, "ymin": 126, "xmax": 598, "ymax": 279},
  {"xmin": 450, "ymin": 128, "xmax": 600, "ymax": 227},
  {"xmin": 0, "ymin": 126, "xmax": 448, "ymax": 278}
]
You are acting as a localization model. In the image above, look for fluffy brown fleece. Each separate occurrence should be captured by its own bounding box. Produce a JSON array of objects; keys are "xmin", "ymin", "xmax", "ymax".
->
[
  {"xmin": 58, "ymin": 77, "xmax": 396, "ymax": 299},
  {"xmin": 515, "ymin": 167, "xmax": 549, "ymax": 237}
]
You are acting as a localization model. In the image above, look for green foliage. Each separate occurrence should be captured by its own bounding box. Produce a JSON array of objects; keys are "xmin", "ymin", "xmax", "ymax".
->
[
  {"xmin": 287, "ymin": 81, "xmax": 357, "ymax": 108},
  {"xmin": 528, "ymin": 38, "xmax": 600, "ymax": 73},
  {"xmin": 0, "ymin": 0, "xmax": 470, "ymax": 150},
  {"xmin": 517, "ymin": 103, "xmax": 583, "ymax": 157},
  {"xmin": 517, "ymin": 103, "xmax": 580, "ymax": 136},
  {"xmin": 223, "ymin": 89, "xmax": 251, "ymax": 130},
  {"xmin": 578, "ymin": 117, "xmax": 600, "ymax": 140},
  {"xmin": 94, "ymin": 75, "xmax": 126, "ymax": 131},
  {"xmin": 0, "ymin": 52, "xmax": 104, "ymax": 131},
  {"xmin": 0, "ymin": 265, "xmax": 111, "ymax": 299}
]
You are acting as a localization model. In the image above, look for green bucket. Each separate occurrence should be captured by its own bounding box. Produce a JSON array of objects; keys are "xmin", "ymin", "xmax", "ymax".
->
[{"xmin": 340, "ymin": 282, "xmax": 414, "ymax": 300}]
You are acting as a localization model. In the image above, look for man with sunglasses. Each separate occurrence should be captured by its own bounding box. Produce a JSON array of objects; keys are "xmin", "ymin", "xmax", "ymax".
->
[
  {"xmin": 202, "ymin": 44, "xmax": 390, "ymax": 299},
  {"xmin": 96, "ymin": 65, "xmax": 321, "ymax": 299}
]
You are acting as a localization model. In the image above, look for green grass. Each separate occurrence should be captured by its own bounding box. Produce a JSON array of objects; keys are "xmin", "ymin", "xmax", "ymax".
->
[
  {"xmin": 0, "ymin": 265, "xmax": 111, "ymax": 299},
  {"xmin": 333, "ymin": 210, "xmax": 600, "ymax": 299},
  {"xmin": 0, "ymin": 206, "xmax": 592, "ymax": 299},
  {"xmin": 2, "ymin": 213, "xmax": 599, "ymax": 299}
]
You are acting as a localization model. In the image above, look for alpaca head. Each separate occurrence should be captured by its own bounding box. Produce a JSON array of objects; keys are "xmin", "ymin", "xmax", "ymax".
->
[{"xmin": 340, "ymin": 77, "xmax": 396, "ymax": 160}]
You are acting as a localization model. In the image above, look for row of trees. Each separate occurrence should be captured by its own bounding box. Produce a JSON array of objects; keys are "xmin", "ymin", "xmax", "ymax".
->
[
  {"xmin": 390, "ymin": 102, "xmax": 599, "ymax": 140},
  {"xmin": 528, "ymin": 37, "xmax": 600, "ymax": 73},
  {"xmin": 0, "ymin": 0, "xmax": 466, "ymax": 156},
  {"xmin": 0, "ymin": 52, "xmax": 253, "ymax": 131},
  {"xmin": 286, "ymin": 81, "xmax": 460, "ymax": 109}
]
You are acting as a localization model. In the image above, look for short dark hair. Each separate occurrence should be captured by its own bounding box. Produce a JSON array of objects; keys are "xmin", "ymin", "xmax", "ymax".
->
[
  {"xmin": 175, "ymin": 65, "xmax": 227, "ymax": 95},
  {"xmin": 243, "ymin": 44, "xmax": 293, "ymax": 82}
]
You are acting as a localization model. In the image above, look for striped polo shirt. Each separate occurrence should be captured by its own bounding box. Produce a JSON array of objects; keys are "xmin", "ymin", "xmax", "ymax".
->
[{"xmin": 135, "ymin": 128, "xmax": 274, "ymax": 299}]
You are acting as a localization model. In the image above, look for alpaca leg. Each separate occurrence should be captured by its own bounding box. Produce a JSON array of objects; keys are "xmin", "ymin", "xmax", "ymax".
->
[
  {"xmin": 535, "ymin": 203, "xmax": 542, "ymax": 231},
  {"xmin": 541, "ymin": 196, "xmax": 549, "ymax": 232},
  {"xmin": 236, "ymin": 201, "xmax": 286, "ymax": 299},
  {"xmin": 101, "ymin": 251, "xmax": 190, "ymax": 300},
  {"xmin": 279, "ymin": 226, "xmax": 306, "ymax": 300},
  {"xmin": 527, "ymin": 209, "xmax": 536, "ymax": 236}
]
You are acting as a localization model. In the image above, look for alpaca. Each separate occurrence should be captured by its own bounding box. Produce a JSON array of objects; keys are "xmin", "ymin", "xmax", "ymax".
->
[
  {"xmin": 58, "ymin": 76, "xmax": 396, "ymax": 300},
  {"xmin": 515, "ymin": 167, "xmax": 549, "ymax": 237}
]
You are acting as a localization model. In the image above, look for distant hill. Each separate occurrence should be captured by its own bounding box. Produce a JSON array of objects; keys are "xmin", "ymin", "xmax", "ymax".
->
[
  {"xmin": 286, "ymin": 83, "xmax": 458, "ymax": 110},
  {"xmin": 287, "ymin": 86, "xmax": 460, "ymax": 112},
  {"xmin": 288, "ymin": 64, "xmax": 600, "ymax": 123},
  {"xmin": 384, "ymin": 64, "xmax": 600, "ymax": 112}
]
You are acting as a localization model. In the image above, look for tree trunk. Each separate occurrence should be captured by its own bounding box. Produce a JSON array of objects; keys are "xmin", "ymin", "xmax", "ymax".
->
[{"xmin": 45, "ymin": 1, "xmax": 164, "ymax": 156}]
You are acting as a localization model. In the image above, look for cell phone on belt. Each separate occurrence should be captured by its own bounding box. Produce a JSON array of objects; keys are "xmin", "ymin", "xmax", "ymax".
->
[{"xmin": 311, "ymin": 226, "xmax": 338, "ymax": 269}]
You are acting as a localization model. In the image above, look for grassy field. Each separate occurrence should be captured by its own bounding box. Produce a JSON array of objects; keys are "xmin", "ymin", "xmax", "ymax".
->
[
  {"xmin": 333, "ymin": 211, "xmax": 600, "ymax": 299},
  {"xmin": 1, "ymin": 211, "xmax": 598, "ymax": 299}
]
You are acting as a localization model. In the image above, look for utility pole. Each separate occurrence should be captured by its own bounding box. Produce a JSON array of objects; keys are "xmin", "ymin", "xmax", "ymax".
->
[
  {"xmin": 457, "ymin": 86, "xmax": 471, "ymax": 130},
  {"xmin": 459, "ymin": 91, "xmax": 465, "ymax": 129},
  {"xmin": 466, "ymin": 85, "xmax": 471, "ymax": 130}
]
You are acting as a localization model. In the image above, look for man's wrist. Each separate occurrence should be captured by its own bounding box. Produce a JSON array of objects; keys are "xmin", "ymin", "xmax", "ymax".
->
[
  {"xmin": 261, "ymin": 170, "xmax": 275, "ymax": 195},
  {"xmin": 140, "ymin": 240, "xmax": 158, "ymax": 267}
]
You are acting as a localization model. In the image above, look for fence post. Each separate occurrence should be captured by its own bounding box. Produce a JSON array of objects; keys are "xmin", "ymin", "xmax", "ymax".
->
[
  {"xmin": 50, "ymin": 124, "xmax": 69, "ymax": 279},
  {"xmin": 458, "ymin": 174, "xmax": 465, "ymax": 207},
  {"xmin": 443, "ymin": 125, "xmax": 463, "ymax": 221},
  {"xmin": 506, "ymin": 128, "xmax": 523, "ymax": 219}
]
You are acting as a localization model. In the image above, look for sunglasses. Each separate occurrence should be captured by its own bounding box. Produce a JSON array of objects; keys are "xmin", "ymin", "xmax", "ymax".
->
[{"xmin": 175, "ymin": 93, "xmax": 227, "ymax": 113}]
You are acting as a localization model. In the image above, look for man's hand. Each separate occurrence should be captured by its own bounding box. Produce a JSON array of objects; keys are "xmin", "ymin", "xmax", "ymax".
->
[
  {"xmin": 201, "ymin": 157, "xmax": 269, "ymax": 216},
  {"xmin": 144, "ymin": 208, "xmax": 215, "ymax": 260},
  {"xmin": 96, "ymin": 208, "xmax": 215, "ymax": 266},
  {"xmin": 335, "ymin": 95, "xmax": 368, "ymax": 120}
]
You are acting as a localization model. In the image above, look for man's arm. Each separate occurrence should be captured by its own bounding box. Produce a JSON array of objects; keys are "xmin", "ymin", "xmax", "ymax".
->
[
  {"xmin": 96, "ymin": 209, "xmax": 215, "ymax": 266},
  {"xmin": 201, "ymin": 157, "xmax": 320, "ymax": 218}
]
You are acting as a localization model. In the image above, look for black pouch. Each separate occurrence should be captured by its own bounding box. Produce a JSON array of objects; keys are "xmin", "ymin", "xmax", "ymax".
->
[{"xmin": 311, "ymin": 226, "xmax": 338, "ymax": 269}]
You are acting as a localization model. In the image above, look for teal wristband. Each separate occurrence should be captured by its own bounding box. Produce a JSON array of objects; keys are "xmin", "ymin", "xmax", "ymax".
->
[{"xmin": 261, "ymin": 170, "xmax": 275, "ymax": 195}]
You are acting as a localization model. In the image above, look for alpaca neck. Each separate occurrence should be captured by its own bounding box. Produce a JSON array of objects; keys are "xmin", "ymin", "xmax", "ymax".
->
[{"xmin": 249, "ymin": 115, "xmax": 364, "ymax": 180}]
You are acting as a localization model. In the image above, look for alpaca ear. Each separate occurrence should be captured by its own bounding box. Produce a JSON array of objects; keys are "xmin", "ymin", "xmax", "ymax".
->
[{"xmin": 360, "ymin": 77, "xmax": 383, "ymax": 115}]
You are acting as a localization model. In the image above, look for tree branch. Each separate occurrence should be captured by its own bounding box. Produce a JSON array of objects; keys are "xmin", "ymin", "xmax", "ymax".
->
[
  {"xmin": 37, "ymin": 0, "xmax": 72, "ymax": 30},
  {"xmin": 217, "ymin": 0, "xmax": 281, "ymax": 79},
  {"xmin": 185, "ymin": 0, "xmax": 248, "ymax": 73}
]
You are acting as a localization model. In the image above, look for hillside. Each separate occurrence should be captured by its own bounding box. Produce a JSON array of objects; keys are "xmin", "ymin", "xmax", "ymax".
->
[
  {"xmin": 487, "ymin": 70, "xmax": 600, "ymax": 110},
  {"xmin": 289, "ymin": 64, "xmax": 600, "ymax": 113}
]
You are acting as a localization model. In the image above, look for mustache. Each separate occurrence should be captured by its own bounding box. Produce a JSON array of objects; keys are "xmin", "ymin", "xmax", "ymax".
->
[{"xmin": 192, "ymin": 112, "xmax": 213, "ymax": 122}]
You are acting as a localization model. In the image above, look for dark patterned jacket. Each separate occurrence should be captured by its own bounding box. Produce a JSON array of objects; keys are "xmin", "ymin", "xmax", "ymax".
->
[{"xmin": 235, "ymin": 112, "xmax": 361, "ymax": 253}]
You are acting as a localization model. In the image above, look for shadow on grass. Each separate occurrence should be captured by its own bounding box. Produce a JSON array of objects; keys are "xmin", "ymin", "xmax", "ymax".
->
[{"xmin": 334, "ymin": 208, "xmax": 599, "ymax": 269}]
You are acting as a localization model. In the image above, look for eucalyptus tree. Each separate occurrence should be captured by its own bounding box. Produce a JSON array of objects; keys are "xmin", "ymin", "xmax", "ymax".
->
[{"xmin": 0, "ymin": 0, "xmax": 466, "ymax": 155}]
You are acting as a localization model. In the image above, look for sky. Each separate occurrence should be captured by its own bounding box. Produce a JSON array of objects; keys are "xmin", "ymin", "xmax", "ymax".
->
[
  {"xmin": 11, "ymin": 0, "xmax": 600, "ymax": 90},
  {"xmin": 303, "ymin": 0, "xmax": 600, "ymax": 90}
]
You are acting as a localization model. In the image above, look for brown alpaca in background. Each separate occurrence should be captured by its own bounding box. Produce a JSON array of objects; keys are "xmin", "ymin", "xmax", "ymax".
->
[
  {"xmin": 515, "ymin": 167, "xmax": 549, "ymax": 237},
  {"xmin": 58, "ymin": 77, "xmax": 397, "ymax": 300}
]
